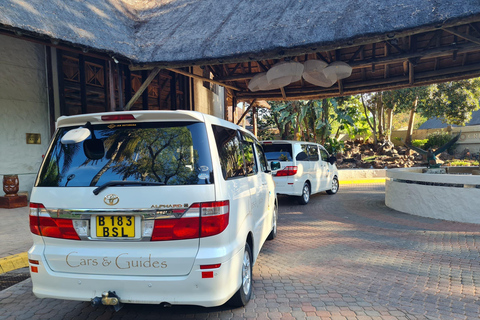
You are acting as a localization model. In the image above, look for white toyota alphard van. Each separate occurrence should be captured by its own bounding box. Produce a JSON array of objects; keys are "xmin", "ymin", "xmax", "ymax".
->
[
  {"xmin": 28, "ymin": 110, "xmax": 277, "ymax": 308},
  {"xmin": 262, "ymin": 140, "xmax": 339, "ymax": 205}
]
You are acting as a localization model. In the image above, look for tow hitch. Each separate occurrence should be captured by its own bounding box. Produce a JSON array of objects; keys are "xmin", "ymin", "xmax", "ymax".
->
[{"xmin": 91, "ymin": 291, "xmax": 123, "ymax": 312}]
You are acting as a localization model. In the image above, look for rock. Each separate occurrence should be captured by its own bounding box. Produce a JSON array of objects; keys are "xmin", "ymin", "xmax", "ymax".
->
[{"xmin": 373, "ymin": 160, "xmax": 384, "ymax": 169}]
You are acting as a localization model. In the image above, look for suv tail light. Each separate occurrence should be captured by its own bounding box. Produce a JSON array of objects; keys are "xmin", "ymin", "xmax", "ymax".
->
[
  {"xmin": 151, "ymin": 200, "xmax": 229, "ymax": 241},
  {"xmin": 29, "ymin": 203, "xmax": 80, "ymax": 240},
  {"xmin": 275, "ymin": 166, "xmax": 298, "ymax": 176}
]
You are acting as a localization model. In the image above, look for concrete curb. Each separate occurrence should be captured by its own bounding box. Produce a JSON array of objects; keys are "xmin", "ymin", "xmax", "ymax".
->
[
  {"xmin": 340, "ymin": 178, "xmax": 386, "ymax": 185},
  {"xmin": 0, "ymin": 252, "xmax": 28, "ymax": 274}
]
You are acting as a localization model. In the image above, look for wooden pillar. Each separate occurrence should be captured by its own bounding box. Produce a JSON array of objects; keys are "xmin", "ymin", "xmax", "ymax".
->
[
  {"xmin": 116, "ymin": 63, "xmax": 124, "ymax": 111},
  {"xmin": 124, "ymin": 66, "xmax": 132, "ymax": 105},
  {"xmin": 170, "ymin": 71, "xmax": 177, "ymax": 110},
  {"xmin": 232, "ymin": 96, "xmax": 237, "ymax": 123},
  {"xmin": 252, "ymin": 105, "xmax": 257, "ymax": 137},
  {"xmin": 45, "ymin": 46, "xmax": 55, "ymax": 137},
  {"xmin": 142, "ymin": 70, "xmax": 149, "ymax": 110},
  {"xmin": 79, "ymin": 55, "xmax": 87, "ymax": 114},
  {"xmin": 108, "ymin": 60, "xmax": 116, "ymax": 112},
  {"xmin": 56, "ymin": 49, "xmax": 66, "ymax": 115}
]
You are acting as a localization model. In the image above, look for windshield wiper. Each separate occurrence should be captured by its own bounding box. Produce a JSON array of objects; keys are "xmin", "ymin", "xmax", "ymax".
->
[{"xmin": 93, "ymin": 181, "xmax": 165, "ymax": 195}]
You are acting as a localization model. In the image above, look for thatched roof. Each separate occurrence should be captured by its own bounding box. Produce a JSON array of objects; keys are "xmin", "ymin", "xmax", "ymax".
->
[{"xmin": 1, "ymin": 0, "xmax": 479, "ymax": 66}]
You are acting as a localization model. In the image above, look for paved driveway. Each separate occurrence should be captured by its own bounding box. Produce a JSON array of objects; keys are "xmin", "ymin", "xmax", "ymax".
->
[{"xmin": 1, "ymin": 184, "xmax": 479, "ymax": 319}]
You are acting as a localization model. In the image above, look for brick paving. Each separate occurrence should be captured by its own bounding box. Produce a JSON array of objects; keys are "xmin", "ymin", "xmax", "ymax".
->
[{"xmin": 1, "ymin": 184, "xmax": 479, "ymax": 319}]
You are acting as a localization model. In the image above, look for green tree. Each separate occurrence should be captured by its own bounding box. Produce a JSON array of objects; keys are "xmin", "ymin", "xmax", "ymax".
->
[
  {"xmin": 382, "ymin": 87, "xmax": 430, "ymax": 145},
  {"xmin": 424, "ymin": 78, "xmax": 480, "ymax": 125}
]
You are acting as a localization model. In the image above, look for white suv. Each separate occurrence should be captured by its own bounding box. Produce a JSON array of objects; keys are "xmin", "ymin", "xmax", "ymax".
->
[
  {"xmin": 262, "ymin": 140, "xmax": 339, "ymax": 205},
  {"xmin": 28, "ymin": 111, "xmax": 277, "ymax": 308}
]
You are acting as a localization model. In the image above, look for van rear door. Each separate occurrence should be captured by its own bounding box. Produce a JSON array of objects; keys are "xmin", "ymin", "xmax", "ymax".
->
[{"xmin": 32, "ymin": 118, "xmax": 217, "ymax": 277}]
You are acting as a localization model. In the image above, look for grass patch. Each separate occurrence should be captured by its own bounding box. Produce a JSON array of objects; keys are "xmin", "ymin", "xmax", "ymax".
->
[{"xmin": 444, "ymin": 160, "xmax": 479, "ymax": 166}]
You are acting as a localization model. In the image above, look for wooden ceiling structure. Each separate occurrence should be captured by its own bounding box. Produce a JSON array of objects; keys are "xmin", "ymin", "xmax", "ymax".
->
[{"xmin": 190, "ymin": 19, "xmax": 480, "ymax": 107}]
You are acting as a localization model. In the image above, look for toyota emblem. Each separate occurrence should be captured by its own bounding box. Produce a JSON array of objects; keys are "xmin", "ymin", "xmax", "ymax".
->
[{"xmin": 104, "ymin": 194, "xmax": 119, "ymax": 206}]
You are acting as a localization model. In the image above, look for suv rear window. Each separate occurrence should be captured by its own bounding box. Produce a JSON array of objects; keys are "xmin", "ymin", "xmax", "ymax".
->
[
  {"xmin": 36, "ymin": 122, "xmax": 213, "ymax": 187},
  {"xmin": 262, "ymin": 143, "xmax": 293, "ymax": 161}
]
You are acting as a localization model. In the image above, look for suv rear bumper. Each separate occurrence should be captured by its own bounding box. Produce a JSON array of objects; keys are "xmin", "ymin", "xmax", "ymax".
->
[{"xmin": 28, "ymin": 246, "xmax": 243, "ymax": 307}]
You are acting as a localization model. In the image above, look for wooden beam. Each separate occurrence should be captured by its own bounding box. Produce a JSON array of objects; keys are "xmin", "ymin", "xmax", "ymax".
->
[
  {"xmin": 257, "ymin": 61, "xmax": 268, "ymax": 72},
  {"xmin": 348, "ymin": 45, "xmax": 365, "ymax": 63},
  {"xmin": 443, "ymin": 27, "xmax": 480, "ymax": 45},
  {"xmin": 236, "ymin": 62, "xmax": 480, "ymax": 100},
  {"xmin": 232, "ymin": 96, "xmax": 237, "ymax": 123},
  {"xmin": 385, "ymin": 40, "xmax": 406, "ymax": 54},
  {"xmin": 252, "ymin": 106, "xmax": 257, "ymax": 137},
  {"xmin": 280, "ymin": 87, "xmax": 287, "ymax": 100},
  {"xmin": 124, "ymin": 67, "xmax": 161, "ymax": 110},
  {"xmin": 166, "ymin": 68, "xmax": 241, "ymax": 91},
  {"xmin": 236, "ymin": 99, "xmax": 256, "ymax": 125},
  {"xmin": 409, "ymin": 61, "xmax": 415, "ymax": 84},
  {"xmin": 215, "ymin": 42, "xmax": 480, "ymax": 82},
  {"xmin": 384, "ymin": 42, "xmax": 390, "ymax": 79}
]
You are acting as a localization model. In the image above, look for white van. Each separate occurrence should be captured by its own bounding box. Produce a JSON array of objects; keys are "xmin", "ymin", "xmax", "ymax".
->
[
  {"xmin": 28, "ymin": 110, "xmax": 277, "ymax": 309},
  {"xmin": 261, "ymin": 140, "xmax": 339, "ymax": 205}
]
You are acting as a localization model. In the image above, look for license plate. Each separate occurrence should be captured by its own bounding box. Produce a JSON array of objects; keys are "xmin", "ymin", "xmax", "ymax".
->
[{"xmin": 96, "ymin": 215, "xmax": 135, "ymax": 238}]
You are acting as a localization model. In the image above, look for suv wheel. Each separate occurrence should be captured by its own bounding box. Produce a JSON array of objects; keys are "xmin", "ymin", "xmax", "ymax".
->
[
  {"xmin": 326, "ymin": 177, "xmax": 339, "ymax": 195},
  {"xmin": 298, "ymin": 182, "xmax": 310, "ymax": 205},
  {"xmin": 228, "ymin": 243, "xmax": 253, "ymax": 307}
]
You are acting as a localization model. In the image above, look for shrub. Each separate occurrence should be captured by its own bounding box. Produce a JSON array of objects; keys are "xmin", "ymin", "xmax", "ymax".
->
[
  {"xmin": 424, "ymin": 132, "xmax": 457, "ymax": 154},
  {"xmin": 412, "ymin": 139, "xmax": 428, "ymax": 148},
  {"xmin": 324, "ymin": 137, "xmax": 344, "ymax": 154}
]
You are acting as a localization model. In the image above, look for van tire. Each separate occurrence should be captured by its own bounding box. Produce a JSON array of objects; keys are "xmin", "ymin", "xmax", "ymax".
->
[
  {"xmin": 267, "ymin": 204, "xmax": 277, "ymax": 240},
  {"xmin": 298, "ymin": 182, "xmax": 310, "ymax": 205},
  {"xmin": 326, "ymin": 177, "xmax": 339, "ymax": 195},
  {"xmin": 228, "ymin": 243, "xmax": 253, "ymax": 307}
]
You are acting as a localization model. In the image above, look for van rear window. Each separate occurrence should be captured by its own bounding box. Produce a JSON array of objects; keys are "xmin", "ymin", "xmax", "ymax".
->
[
  {"xmin": 262, "ymin": 144, "xmax": 293, "ymax": 161},
  {"xmin": 36, "ymin": 122, "xmax": 213, "ymax": 187}
]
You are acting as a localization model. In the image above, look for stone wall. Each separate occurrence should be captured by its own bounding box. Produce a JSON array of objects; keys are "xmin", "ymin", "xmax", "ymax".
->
[
  {"xmin": 0, "ymin": 35, "xmax": 50, "ymax": 196},
  {"xmin": 392, "ymin": 126, "xmax": 480, "ymax": 153}
]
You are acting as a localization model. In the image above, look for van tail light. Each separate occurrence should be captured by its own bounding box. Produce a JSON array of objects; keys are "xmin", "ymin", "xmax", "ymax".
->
[
  {"xmin": 29, "ymin": 203, "xmax": 80, "ymax": 240},
  {"xmin": 151, "ymin": 200, "xmax": 229, "ymax": 241},
  {"xmin": 275, "ymin": 166, "xmax": 298, "ymax": 176},
  {"xmin": 101, "ymin": 114, "xmax": 136, "ymax": 121}
]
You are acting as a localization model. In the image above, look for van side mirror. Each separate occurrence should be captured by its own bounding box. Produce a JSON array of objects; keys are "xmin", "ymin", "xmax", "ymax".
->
[
  {"xmin": 328, "ymin": 156, "xmax": 337, "ymax": 165},
  {"xmin": 270, "ymin": 161, "xmax": 281, "ymax": 171}
]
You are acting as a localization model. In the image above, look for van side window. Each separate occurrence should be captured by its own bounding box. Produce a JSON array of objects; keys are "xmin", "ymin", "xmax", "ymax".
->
[
  {"xmin": 240, "ymin": 132, "xmax": 258, "ymax": 176},
  {"xmin": 308, "ymin": 145, "xmax": 319, "ymax": 161},
  {"xmin": 243, "ymin": 142, "xmax": 258, "ymax": 176},
  {"xmin": 212, "ymin": 125, "xmax": 245, "ymax": 179},
  {"xmin": 296, "ymin": 144, "xmax": 310, "ymax": 161},
  {"xmin": 255, "ymin": 143, "xmax": 268, "ymax": 172},
  {"xmin": 320, "ymin": 149, "xmax": 329, "ymax": 162}
]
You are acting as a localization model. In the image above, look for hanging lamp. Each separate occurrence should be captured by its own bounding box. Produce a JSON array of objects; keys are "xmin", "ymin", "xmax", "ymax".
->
[
  {"xmin": 302, "ymin": 60, "xmax": 336, "ymax": 87},
  {"xmin": 323, "ymin": 61, "xmax": 352, "ymax": 81},
  {"xmin": 248, "ymin": 72, "xmax": 280, "ymax": 91},
  {"xmin": 266, "ymin": 61, "xmax": 304, "ymax": 89}
]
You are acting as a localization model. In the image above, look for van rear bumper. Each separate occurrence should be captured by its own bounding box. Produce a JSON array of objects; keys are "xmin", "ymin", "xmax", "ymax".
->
[
  {"xmin": 28, "ymin": 246, "xmax": 243, "ymax": 307},
  {"xmin": 274, "ymin": 177, "xmax": 302, "ymax": 196}
]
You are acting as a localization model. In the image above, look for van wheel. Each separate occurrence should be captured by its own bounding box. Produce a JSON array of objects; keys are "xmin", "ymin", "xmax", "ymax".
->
[
  {"xmin": 267, "ymin": 204, "xmax": 277, "ymax": 240},
  {"xmin": 298, "ymin": 182, "xmax": 310, "ymax": 205},
  {"xmin": 228, "ymin": 243, "xmax": 253, "ymax": 307},
  {"xmin": 326, "ymin": 177, "xmax": 339, "ymax": 195}
]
